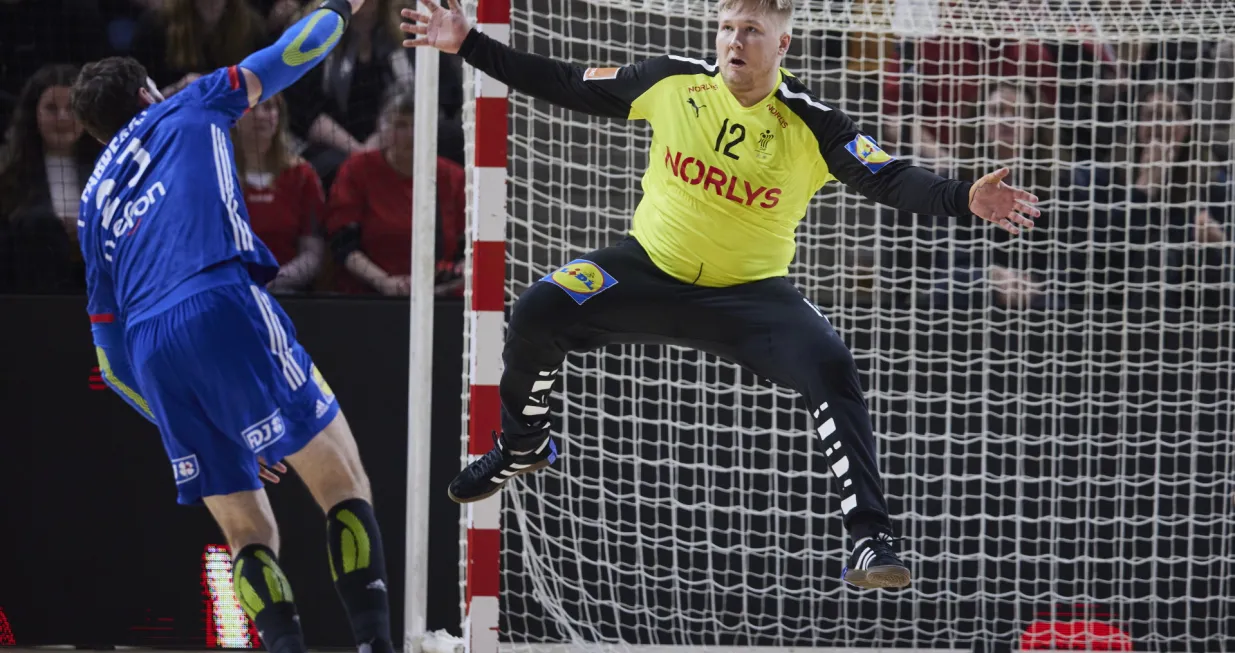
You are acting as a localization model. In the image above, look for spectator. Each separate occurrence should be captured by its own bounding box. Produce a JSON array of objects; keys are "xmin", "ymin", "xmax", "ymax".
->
[
  {"xmin": 251, "ymin": 0, "xmax": 307, "ymax": 35},
  {"xmin": 0, "ymin": 64, "xmax": 99, "ymax": 293},
  {"xmin": 232, "ymin": 94, "xmax": 327, "ymax": 294},
  {"xmin": 1072, "ymin": 84, "xmax": 1228, "ymax": 314},
  {"xmin": 283, "ymin": 0, "xmax": 467, "ymax": 178},
  {"xmin": 881, "ymin": 37, "xmax": 1057, "ymax": 162},
  {"xmin": 953, "ymin": 82, "xmax": 1074, "ymax": 310},
  {"xmin": 129, "ymin": 0, "xmax": 267, "ymax": 96},
  {"xmin": 284, "ymin": 0, "xmax": 413, "ymax": 183},
  {"xmin": 327, "ymin": 89, "xmax": 465, "ymax": 296}
]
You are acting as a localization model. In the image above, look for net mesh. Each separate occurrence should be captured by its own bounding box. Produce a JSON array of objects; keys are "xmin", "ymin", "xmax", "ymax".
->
[{"xmin": 465, "ymin": 0, "xmax": 1235, "ymax": 649}]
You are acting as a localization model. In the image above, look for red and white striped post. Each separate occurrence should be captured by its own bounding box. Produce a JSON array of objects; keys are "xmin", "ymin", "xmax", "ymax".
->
[{"xmin": 465, "ymin": 0, "xmax": 509, "ymax": 650}]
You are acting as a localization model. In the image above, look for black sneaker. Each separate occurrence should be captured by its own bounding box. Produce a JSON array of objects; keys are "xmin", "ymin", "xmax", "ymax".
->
[
  {"xmin": 447, "ymin": 431, "xmax": 558, "ymax": 504},
  {"xmin": 841, "ymin": 532, "xmax": 911, "ymax": 589}
]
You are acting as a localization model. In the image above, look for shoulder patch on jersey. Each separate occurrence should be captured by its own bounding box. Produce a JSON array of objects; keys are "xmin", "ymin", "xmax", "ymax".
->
[
  {"xmin": 583, "ymin": 67, "xmax": 620, "ymax": 81},
  {"xmin": 845, "ymin": 134, "xmax": 894, "ymax": 173}
]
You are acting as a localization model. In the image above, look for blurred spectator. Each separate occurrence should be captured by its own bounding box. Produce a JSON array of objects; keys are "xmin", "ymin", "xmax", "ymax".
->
[
  {"xmin": 881, "ymin": 37, "xmax": 1057, "ymax": 162},
  {"xmin": 0, "ymin": 64, "xmax": 100, "ymax": 293},
  {"xmin": 233, "ymin": 94, "xmax": 327, "ymax": 294},
  {"xmin": 954, "ymin": 83, "xmax": 1074, "ymax": 310},
  {"xmin": 879, "ymin": 82, "xmax": 1068, "ymax": 310},
  {"xmin": 1072, "ymin": 84, "xmax": 1229, "ymax": 314},
  {"xmin": 129, "ymin": 0, "xmax": 267, "ymax": 96},
  {"xmin": 284, "ymin": 0, "xmax": 412, "ymax": 182},
  {"xmin": 251, "ymin": 0, "xmax": 306, "ymax": 34},
  {"xmin": 326, "ymin": 90, "xmax": 465, "ymax": 296},
  {"xmin": 0, "ymin": 0, "xmax": 106, "ymax": 106},
  {"xmin": 283, "ymin": 0, "xmax": 466, "ymax": 181},
  {"xmin": 97, "ymin": 0, "xmax": 165, "ymax": 54}
]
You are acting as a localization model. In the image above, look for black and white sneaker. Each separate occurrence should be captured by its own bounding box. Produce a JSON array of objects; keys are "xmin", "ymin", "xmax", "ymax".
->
[
  {"xmin": 447, "ymin": 431, "xmax": 558, "ymax": 504},
  {"xmin": 841, "ymin": 532, "xmax": 912, "ymax": 589}
]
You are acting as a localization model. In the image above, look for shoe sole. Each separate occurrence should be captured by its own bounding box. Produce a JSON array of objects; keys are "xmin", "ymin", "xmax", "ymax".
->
[
  {"xmin": 448, "ymin": 458, "xmax": 555, "ymax": 504},
  {"xmin": 844, "ymin": 565, "xmax": 912, "ymax": 589}
]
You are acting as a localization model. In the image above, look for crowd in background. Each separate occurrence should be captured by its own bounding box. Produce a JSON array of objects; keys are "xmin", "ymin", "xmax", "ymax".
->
[
  {"xmin": 0, "ymin": 0, "xmax": 467, "ymax": 296},
  {"xmin": 0, "ymin": 0, "xmax": 1233, "ymax": 312},
  {"xmin": 874, "ymin": 35, "xmax": 1235, "ymax": 316}
]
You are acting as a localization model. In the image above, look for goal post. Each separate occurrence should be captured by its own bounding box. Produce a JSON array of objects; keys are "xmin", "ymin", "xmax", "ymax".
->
[{"xmin": 459, "ymin": 1, "xmax": 1235, "ymax": 651}]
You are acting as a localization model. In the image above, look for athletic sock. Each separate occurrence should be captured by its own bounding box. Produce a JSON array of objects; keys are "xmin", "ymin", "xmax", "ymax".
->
[
  {"xmin": 326, "ymin": 498, "xmax": 393, "ymax": 653},
  {"xmin": 232, "ymin": 544, "xmax": 305, "ymax": 653}
]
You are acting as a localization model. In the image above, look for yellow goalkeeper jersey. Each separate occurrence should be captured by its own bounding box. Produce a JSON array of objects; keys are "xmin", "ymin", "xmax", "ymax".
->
[
  {"xmin": 583, "ymin": 56, "xmax": 904, "ymax": 287},
  {"xmin": 458, "ymin": 31, "xmax": 974, "ymax": 288}
]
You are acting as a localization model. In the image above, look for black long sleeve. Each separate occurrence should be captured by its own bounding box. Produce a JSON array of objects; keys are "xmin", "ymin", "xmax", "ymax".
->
[
  {"xmin": 830, "ymin": 156, "xmax": 973, "ymax": 219},
  {"xmin": 458, "ymin": 29, "xmax": 669, "ymax": 119},
  {"xmin": 775, "ymin": 76, "xmax": 973, "ymax": 219}
]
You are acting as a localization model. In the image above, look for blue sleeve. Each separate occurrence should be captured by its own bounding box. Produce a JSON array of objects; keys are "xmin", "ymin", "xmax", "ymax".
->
[
  {"xmin": 239, "ymin": 6, "xmax": 348, "ymax": 104},
  {"xmin": 180, "ymin": 66, "xmax": 253, "ymax": 122},
  {"xmin": 86, "ymin": 272, "xmax": 157, "ymax": 424}
]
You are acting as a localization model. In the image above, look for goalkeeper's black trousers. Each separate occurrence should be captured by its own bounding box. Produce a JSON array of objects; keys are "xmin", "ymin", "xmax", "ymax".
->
[{"xmin": 499, "ymin": 237, "xmax": 892, "ymax": 538}]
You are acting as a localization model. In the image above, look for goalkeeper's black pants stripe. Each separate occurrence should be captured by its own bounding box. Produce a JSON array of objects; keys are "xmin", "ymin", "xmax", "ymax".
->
[{"xmin": 497, "ymin": 237, "xmax": 892, "ymax": 538}]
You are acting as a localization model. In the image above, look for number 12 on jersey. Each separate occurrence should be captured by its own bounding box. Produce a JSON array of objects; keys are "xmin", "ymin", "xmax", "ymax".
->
[{"xmin": 713, "ymin": 118, "xmax": 746, "ymax": 160}]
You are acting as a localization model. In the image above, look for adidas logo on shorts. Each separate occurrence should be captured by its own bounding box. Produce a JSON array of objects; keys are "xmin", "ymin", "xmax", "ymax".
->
[{"xmin": 316, "ymin": 399, "xmax": 330, "ymax": 419}]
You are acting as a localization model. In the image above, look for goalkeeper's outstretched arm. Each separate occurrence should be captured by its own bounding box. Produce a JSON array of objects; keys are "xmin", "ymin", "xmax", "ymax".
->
[
  {"xmin": 790, "ymin": 87, "xmax": 1040, "ymax": 234},
  {"xmin": 400, "ymin": 0, "xmax": 659, "ymax": 119}
]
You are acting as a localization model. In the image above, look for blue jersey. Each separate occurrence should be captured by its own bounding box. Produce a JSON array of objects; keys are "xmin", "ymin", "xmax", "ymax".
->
[{"xmin": 78, "ymin": 66, "xmax": 279, "ymax": 326}]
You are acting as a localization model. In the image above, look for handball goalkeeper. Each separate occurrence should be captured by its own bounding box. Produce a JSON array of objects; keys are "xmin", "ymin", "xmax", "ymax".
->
[{"xmin": 401, "ymin": 0, "xmax": 1039, "ymax": 589}]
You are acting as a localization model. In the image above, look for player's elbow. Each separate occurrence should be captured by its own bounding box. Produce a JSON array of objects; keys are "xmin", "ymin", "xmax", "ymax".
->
[{"xmin": 241, "ymin": 67, "xmax": 264, "ymax": 108}]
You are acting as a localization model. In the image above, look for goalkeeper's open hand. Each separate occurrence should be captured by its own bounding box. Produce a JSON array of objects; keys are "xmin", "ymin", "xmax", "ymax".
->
[
  {"xmin": 400, "ymin": 0, "xmax": 469, "ymax": 54},
  {"xmin": 968, "ymin": 167, "xmax": 1040, "ymax": 235}
]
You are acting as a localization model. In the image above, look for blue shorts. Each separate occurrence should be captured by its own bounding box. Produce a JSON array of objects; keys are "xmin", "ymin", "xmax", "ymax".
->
[{"xmin": 127, "ymin": 276, "xmax": 340, "ymax": 505}]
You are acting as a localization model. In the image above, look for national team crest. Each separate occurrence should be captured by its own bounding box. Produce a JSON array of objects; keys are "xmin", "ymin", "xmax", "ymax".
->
[
  {"xmin": 757, "ymin": 129, "xmax": 775, "ymax": 159},
  {"xmin": 845, "ymin": 134, "xmax": 894, "ymax": 173}
]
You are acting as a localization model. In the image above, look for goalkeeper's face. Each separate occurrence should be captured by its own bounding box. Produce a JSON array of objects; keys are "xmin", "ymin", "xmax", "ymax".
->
[{"xmin": 715, "ymin": 5, "xmax": 791, "ymax": 96}]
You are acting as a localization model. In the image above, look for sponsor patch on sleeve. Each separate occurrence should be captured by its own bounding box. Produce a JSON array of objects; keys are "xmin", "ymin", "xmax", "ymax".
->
[
  {"xmin": 541, "ymin": 259, "xmax": 618, "ymax": 304},
  {"xmin": 583, "ymin": 67, "xmax": 620, "ymax": 81},
  {"xmin": 844, "ymin": 134, "xmax": 895, "ymax": 174}
]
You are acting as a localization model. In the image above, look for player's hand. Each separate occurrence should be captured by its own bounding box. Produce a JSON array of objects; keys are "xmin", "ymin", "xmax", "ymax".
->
[
  {"xmin": 968, "ymin": 167, "xmax": 1040, "ymax": 236},
  {"xmin": 400, "ymin": 0, "xmax": 470, "ymax": 54},
  {"xmin": 348, "ymin": 0, "xmax": 367, "ymax": 12},
  {"xmin": 257, "ymin": 457, "xmax": 288, "ymax": 485}
]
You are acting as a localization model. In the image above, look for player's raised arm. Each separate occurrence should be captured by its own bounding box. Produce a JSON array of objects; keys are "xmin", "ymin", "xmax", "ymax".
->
[
  {"xmin": 400, "ymin": 0, "xmax": 656, "ymax": 119},
  {"xmin": 795, "ymin": 89, "xmax": 1041, "ymax": 235},
  {"xmin": 236, "ymin": 0, "xmax": 366, "ymax": 108}
]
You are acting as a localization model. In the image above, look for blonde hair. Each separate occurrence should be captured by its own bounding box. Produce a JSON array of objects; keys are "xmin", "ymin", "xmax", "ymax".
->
[{"xmin": 716, "ymin": 0, "xmax": 794, "ymax": 28}]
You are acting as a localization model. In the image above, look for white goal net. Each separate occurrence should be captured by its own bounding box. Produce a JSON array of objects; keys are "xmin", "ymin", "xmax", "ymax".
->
[{"xmin": 468, "ymin": 0, "xmax": 1235, "ymax": 649}]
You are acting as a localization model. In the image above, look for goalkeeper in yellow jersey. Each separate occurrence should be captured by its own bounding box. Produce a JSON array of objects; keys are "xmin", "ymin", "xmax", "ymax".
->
[{"xmin": 402, "ymin": 0, "xmax": 1038, "ymax": 589}]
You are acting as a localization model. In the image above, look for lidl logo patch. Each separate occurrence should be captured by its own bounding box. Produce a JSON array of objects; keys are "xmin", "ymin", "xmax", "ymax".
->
[
  {"xmin": 542, "ymin": 259, "xmax": 618, "ymax": 304},
  {"xmin": 845, "ymin": 134, "xmax": 894, "ymax": 173}
]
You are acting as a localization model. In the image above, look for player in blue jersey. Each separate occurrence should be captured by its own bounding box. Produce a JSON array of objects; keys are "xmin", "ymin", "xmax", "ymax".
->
[{"xmin": 70, "ymin": 2, "xmax": 392, "ymax": 652}]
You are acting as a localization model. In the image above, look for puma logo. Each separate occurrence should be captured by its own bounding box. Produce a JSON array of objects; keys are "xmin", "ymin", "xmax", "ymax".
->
[{"xmin": 687, "ymin": 98, "xmax": 705, "ymax": 118}]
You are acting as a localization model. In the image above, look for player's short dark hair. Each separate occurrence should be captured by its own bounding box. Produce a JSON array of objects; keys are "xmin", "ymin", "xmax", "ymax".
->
[{"xmin": 71, "ymin": 57, "xmax": 151, "ymax": 143}]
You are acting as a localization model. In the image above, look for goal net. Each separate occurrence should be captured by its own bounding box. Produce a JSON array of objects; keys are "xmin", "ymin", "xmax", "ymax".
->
[{"xmin": 464, "ymin": 0, "xmax": 1235, "ymax": 650}]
